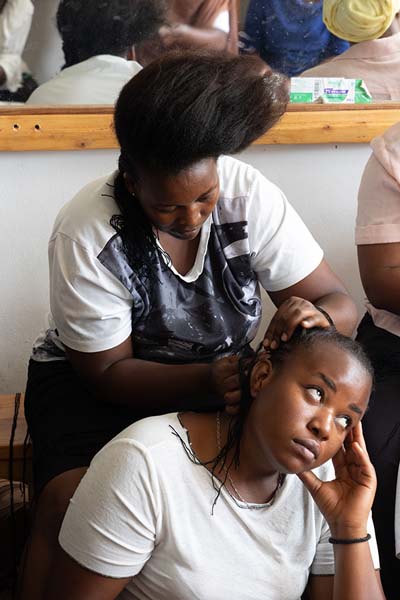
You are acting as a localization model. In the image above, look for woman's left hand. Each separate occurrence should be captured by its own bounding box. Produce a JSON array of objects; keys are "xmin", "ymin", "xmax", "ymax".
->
[
  {"xmin": 263, "ymin": 296, "xmax": 331, "ymax": 350},
  {"xmin": 297, "ymin": 422, "xmax": 376, "ymax": 537}
]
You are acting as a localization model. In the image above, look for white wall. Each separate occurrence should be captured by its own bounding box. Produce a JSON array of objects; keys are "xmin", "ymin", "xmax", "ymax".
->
[{"xmin": 0, "ymin": 143, "xmax": 372, "ymax": 393}]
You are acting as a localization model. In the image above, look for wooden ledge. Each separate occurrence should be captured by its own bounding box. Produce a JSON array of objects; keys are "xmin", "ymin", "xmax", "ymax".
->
[{"xmin": 0, "ymin": 103, "xmax": 399, "ymax": 151}]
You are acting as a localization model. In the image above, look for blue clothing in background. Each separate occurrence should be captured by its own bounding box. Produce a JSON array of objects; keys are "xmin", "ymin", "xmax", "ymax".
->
[{"xmin": 240, "ymin": 0, "xmax": 349, "ymax": 77}]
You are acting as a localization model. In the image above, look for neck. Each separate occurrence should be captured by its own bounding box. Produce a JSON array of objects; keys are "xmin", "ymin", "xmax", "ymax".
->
[
  {"xmin": 218, "ymin": 412, "xmax": 281, "ymax": 503},
  {"xmin": 382, "ymin": 14, "xmax": 400, "ymax": 38}
]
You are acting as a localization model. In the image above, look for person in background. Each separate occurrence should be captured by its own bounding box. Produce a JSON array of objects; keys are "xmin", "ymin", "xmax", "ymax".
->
[
  {"xmin": 239, "ymin": 0, "xmax": 349, "ymax": 77},
  {"xmin": 27, "ymin": 0, "xmax": 167, "ymax": 105},
  {"xmin": 0, "ymin": 0, "xmax": 36, "ymax": 102},
  {"xmin": 301, "ymin": 0, "xmax": 400, "ymax": 101},
  {"xmin": 19, "ymin": 51, "xmax": 358, "ymax": 599},
  {"xmin": 355, "ymin": 120, "xmax": 400, "ymax": 600},
  {"xmin": 136, "ymin": 0, "xmax": 238, "ymax": 66},
  {"xmin": 44, "ymin": 327, "xmax": 383, "ymax": 599}
]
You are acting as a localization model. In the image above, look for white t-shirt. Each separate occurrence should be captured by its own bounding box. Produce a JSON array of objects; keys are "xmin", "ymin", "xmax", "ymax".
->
[
  {"xmin": 26, "ymin": 55, "xmax": 141, "ymax": 105},
  {"xmin": 59, "ymin": 413, "xmax": 380, "ymax": 600},
  {"xmin": 0, "ymin": 0, "xmax": 33, "ymax": 92},
  {"xmin": 32, "ymin": 155, "xmax": 323, "ymax": 362}
]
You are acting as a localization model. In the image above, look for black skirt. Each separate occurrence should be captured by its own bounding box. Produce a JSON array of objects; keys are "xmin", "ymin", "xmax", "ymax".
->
[
  {"xmin": 356, "ymin": 313, "xmax": 400, "ymax": 600},
  {"xmin": 24, "ymin": 359, "xmax": 140, "ymax": 496}
]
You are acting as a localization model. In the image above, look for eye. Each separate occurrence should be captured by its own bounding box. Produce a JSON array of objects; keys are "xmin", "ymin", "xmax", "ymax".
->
[
  {"xmin": 306, "ymin": 386, "xmax": 323, "ymax": 403},
  {"xmin": 335, "ymin": 415, "xmax": 352, "ymax": 430},
  {"xmin": 156, "ymin": 206, "xmax": 177, "ymax": 214},
  {"xmin": 197, "ymin": 195, "xmax": 212, "ymax": 203}
]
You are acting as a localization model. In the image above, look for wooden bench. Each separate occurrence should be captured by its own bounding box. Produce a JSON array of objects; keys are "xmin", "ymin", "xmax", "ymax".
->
[{"xmin": 0, "ymin": 394, "xmax": 32, "ymax": 495}]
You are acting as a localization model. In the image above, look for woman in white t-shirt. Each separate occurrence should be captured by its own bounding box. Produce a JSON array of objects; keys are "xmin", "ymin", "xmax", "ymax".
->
[
  {"xmin": 45, "ymin": 327, "xmax": 384, "ymax": 599},
  {"xmin": 21, "ymin": 52, "xmax": 358, "ymax": 599}
]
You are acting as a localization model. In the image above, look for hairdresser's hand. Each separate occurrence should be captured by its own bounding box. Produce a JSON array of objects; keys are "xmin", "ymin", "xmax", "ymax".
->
[
  {"xmin": 210, "ymin": 355, "xmax": 241, "ymax": 415},
  {"xmin": 263, "ymin": 297, "xmax": 331, "ymax": 350},
  {"xmin": 158, "ymin": 24, "xmax": 189, "ymax": 50},
  {"xmin": 298, "ymin": 422, "xmax": 376, "ymax": 538}
]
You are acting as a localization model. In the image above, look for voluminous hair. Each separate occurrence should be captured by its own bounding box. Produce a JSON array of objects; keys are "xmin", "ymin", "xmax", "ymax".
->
[
  {"xmin": 57, "ymin": 0, "xmax": 167, "ymax": 67},
  {"xmin": 114, "ymin": 51, "xmax": 289, "ymax": 175},
  {"xmin": 111, "ymin": 52, "xmax": 289, "ymax": 288}
]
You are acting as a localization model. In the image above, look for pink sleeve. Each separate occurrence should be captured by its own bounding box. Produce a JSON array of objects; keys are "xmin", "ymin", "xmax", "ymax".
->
[{"xmin": 355, "ymin": 153, "xmax": 400, "ymax": 245}]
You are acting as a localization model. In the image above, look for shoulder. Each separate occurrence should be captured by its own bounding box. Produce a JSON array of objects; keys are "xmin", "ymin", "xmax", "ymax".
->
[
  {"xmin": 105, "ymin": 413, "xmax": 183, "ymax": 457},
  {"xmin": 50, "ymin": 173, "xmax": 120, "ymax": 253},
  {"xmin": 217, "ymin": 155, "xmax": 285, "ymax": 208}
]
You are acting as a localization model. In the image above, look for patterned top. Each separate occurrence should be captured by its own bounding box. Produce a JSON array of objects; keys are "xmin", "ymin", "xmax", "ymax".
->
[{"xmin": 32, "ymin": 156, "xmax": 323, "ymax": 364}]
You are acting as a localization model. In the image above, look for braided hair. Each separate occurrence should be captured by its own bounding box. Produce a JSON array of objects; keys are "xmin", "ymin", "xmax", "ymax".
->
[{"xmin": 208, "ymin": 326, "xmax": 374, "ymax": 508}]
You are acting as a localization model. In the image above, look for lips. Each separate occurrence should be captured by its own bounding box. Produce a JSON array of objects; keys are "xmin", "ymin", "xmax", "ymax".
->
[{"xmin": 292, "ymin": 438, "xmax": 321, "ymax": 462}]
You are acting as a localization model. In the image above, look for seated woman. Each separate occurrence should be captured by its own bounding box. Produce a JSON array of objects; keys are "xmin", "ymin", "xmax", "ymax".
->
[
  {"xmin": 136, "ymin": 0, "xmax": 238, "ymax": 66},
  {"xmin": 355, "ymin": 120, "xmax": 400, "ymax": 600},
  {"xmin": 301, "ymin": 0, "xmax": 400, "ymax": 101},
  {"xmin": 20, "ymin": 52, "xmax": 358, "ymax": 599},
  {"xmin": 27, "ymin": 0, "xmax": 166, "ymax": 105},
  {"xmin": 44, "ymin": 327, "xmax": 383, "ymax": 599},
  {"xmin": 0, "ymin": 0, "xmax": 37, "ymax": 103},
  {"xmin": 239, "ymin": 0, "xmax": 349, "ymax": 77}
]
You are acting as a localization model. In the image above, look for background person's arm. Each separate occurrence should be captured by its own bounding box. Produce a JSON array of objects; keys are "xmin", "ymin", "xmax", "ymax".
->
[
  {"xmin": 157, "ymin": 23, "xmax": 228, "ymax": 51},
  {"xmin": 356, "ymin": 146, "xmax": 400, "ymax": 315},
  {"xmin": 358, "ymin": 242, "xmax": 400, "ymax": 315}
]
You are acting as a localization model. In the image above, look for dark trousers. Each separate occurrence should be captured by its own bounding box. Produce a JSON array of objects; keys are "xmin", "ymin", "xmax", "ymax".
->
[{"xmin": 357, "ymin": 313, "xmax": 400, "ymax": 600}]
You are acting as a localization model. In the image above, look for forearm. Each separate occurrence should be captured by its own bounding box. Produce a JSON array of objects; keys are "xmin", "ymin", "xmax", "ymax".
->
[
  {"xmin": 331, "ymin": 526, "xmax": 384, "ymax": 600},
  {"xmin": 93, "ymin": 358, "xmax": 219, "ymax": 414},
  {"xmin": 162, "ymin": 24, "xmax": 228, "ymax": 51},
  {"xmin": 313, "ymin": 292, "xmax": 358, "ymax": 336}
]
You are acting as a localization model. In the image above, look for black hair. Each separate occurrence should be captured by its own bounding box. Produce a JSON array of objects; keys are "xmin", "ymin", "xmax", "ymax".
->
[
  {"xmin": 57, "ymin": 0, "xmax": 167, "ymax": 67},
  {"xmin": 208, "ymin": 326, "xmax": 374, "ymax": 509},
  {"xmin": 111, "ymin": 51, "xmax": 289, "ymax": 290}
]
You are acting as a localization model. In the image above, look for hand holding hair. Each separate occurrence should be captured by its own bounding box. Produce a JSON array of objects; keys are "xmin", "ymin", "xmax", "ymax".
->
[
  {"xmin": 297, "ymin": 422, "xmax": 376, "ymax": 539},
  {"xmin": 210, "ymin": 355, "xmax": 241, "ymax": 414},
  {"xmin": 263, "ymin": 296, "xmax": 333, "ymax": 350}
]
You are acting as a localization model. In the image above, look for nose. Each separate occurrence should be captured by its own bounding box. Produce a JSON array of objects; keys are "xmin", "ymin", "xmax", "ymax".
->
[
  {"xmin": 177, "ymin": 205, "xmax": 202, "ymax": 227},
  {"xmin": 307, "ymin": 409, "xmax": 334, "ymax": 441}
]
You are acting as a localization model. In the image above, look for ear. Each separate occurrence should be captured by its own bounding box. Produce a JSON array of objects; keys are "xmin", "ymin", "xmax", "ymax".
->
[
  {"xmin": 123, "ymin": 172, "xmax": 136, "ymax": 196},
  {"xmin": 250, "ymin": 354, "xmax": 273, "ymax": 398}
]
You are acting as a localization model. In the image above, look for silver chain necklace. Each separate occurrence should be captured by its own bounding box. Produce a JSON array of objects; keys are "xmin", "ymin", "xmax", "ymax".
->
[{"xmin": 216, "ymin": 411, "xmax": 283, "ymax": 508}]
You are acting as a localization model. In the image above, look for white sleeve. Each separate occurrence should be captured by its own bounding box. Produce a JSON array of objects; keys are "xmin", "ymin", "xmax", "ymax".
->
[
  {"xmin": 247, "ymin": 175, "xmax": 324, "ymax": 292},
  {"xmin": 59, "ymin": 438, "xmax": 161, "ymax": 578},
  {"xmin": 49, "ymin": 233, "xmax": 133, "ymax": 352}
]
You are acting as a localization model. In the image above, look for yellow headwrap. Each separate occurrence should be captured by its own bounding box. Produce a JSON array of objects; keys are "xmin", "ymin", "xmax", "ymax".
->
[{"xmin": 323, "ymin": 0, "xmax": 400, "ymax": 42}]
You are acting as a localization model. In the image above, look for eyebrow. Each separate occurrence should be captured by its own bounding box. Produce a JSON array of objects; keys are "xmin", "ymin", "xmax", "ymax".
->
[
  {"xmin": 317, "ymin": 372, "xmax": 337, "ymax": 393},
  {"xmin": 348, "ymin": 403, "xmax": 363, "ymax": 415},
  {"xmin": 317, "ymin": 373, "xmax": 363, "ymax": 416}
]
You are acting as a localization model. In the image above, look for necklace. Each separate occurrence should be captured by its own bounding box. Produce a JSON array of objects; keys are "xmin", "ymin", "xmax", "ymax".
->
[{"xmin": 216, "ymin": 412, "xmax": 283, "ymax": 508}]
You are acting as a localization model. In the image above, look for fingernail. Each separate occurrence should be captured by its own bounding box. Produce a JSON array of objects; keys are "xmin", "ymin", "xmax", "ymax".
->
[
  {"xmin": 270, "ymin": 340, "xmax": 278, "ymax": 350},
  {"xmin": 281, "ymin": 333, "xmax": 288, "ymax": 342}
]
